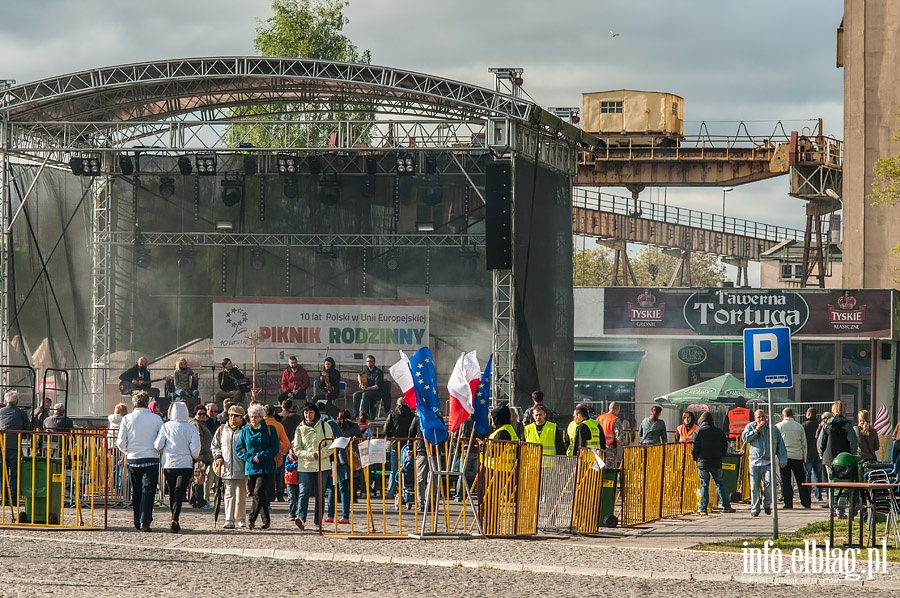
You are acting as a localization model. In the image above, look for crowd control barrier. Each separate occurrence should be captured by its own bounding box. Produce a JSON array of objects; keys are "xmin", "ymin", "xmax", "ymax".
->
[
  {"xmin": 478, "ymin": 439, "xmax": 542, "ymax": 537},
  {"xmin": 0, "ymin": 429, "xmax": 108, "ymax": 529},
  {"xmin": 315, "ymin": 435, "xmax": 483, "ymax": 537},
  {"xmin": 619, "ymin": 442, "xmax": 749, "ymax": 526}
]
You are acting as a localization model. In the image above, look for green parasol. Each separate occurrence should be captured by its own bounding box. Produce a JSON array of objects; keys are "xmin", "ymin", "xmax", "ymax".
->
[{"xmin": 654, "ymin": 374, "xmax": 766, "ymax": 406}]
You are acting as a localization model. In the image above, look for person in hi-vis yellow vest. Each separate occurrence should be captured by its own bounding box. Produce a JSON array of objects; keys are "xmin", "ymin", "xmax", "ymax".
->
[
  {"xmin": 485, "ymin": 405, "xmax": 518, "ymax": 472},
  {"xmin": 523, "ymin": 404, "xmax": 565, "ymax": 467},
  {"xmin": 567, "ymin": 405, "xmax": 605, "ymax": 456}
]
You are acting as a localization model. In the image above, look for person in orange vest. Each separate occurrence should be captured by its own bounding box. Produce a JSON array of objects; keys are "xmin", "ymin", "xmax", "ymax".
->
[
  {"xmin": 676, "ymin": 411, "xmax": 697, "ymax": 443},
  {"xmin": 726, "ymin": 398, "xmax": 752, "ymax": 440},
  {"xmin": 596, "ymin": 402, "xmax": 624, "ymax": 467}
]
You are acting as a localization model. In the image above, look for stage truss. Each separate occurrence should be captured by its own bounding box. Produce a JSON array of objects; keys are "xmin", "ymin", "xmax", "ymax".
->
[{"xmin": 0, "ymin": 57, "xmax": 579, "ymax": 413}]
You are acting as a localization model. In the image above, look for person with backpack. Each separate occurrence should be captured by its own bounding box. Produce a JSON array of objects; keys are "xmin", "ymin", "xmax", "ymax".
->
[{"xmin": 817, "ymin": 401, "xmax": 858, "ymax": 518}]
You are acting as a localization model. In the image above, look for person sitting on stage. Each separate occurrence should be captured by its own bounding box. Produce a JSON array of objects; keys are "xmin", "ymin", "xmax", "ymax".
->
[
  {"xmin": 278, "ymin": 356, "xmax": 310, "ymax": 404},
  {"xmin": 119, "ymin": 356, "xmax": 160, "ymax": 399},
  {"xmin": 172, "ymin": 356, "xmax": 199, "ymax": 404},
  {"xmin": 314, "ymin": 357, "xmax": 341, "ymax": 419},
  {"xmin": 352, "ymin": 355, "xmax": 385, "ymax": 417},
  {"xmin": 216, "ymin": 358, "xmax": 249, "ymax": 405}
]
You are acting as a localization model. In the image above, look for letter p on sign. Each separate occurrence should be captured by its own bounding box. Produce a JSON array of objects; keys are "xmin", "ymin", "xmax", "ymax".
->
[{"xmin": 753, "ymin": 333, "xmax": 778, "ymax": 371}]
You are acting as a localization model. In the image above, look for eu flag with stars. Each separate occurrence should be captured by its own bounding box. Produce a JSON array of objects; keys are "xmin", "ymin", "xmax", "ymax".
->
[
  {"xmin": 473, "ymin": 354, "xmax": 492, "ymax": 436},
  {"xmin": 408, "ymin": 347, "xmax": 449, "ymax": 446}
]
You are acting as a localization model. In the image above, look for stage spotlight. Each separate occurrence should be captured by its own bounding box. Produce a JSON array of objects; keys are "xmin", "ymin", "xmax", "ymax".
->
[
  {"xmin": 420, "ymin": 178, "xmax": 443, "ymax": 206},
  {"xmin": 70, "ymin": 153, "xmax": 101, "ymax": 177},
  {"xmin": 159, "ymin": 176, "xmax": 175, "ymax": 199},
  {"xmin": 319, "ymin": 173, "xmax": 341, "ymax": 206},
  {"xmin": 425, "ymin": 155, "xmax": 438, "ymax": 175},
  {"xmin": 177, "ymin": 245, "xmax": 195, "ymax": 272},
  {"xmin": 195, "ymin": 154, "xmax": 217, "ymax": 176},
  {"xmin": 395, "ymin": 154, "xmax": 415, "ymax": 176},
  {"xmin": 215, "ymin": 220, "xmax": 234, "ymax": 232},
  {"xmin": 220, "ymin": 175, "xmax": 243, "ymax": 207},
  {"xmin": 415, "ymin": 221, "xmax": 435, "ymax": 233},
  {"xmin": 308, "ymin": 154, "xmax": 322, "ymax": 176},
  {"xmin": 283, "ymin": 177, "xmax": 299, "ymax": 199},
  {"xmin": 119, "ymin": 155, "xmax": 134, "ymax": 176},
  {"xmin": 276, "ymin": 154, "xmax": 298, "ymax": 175},
  {"xmin": 68, "ymin": 157, "xmax": 84, "ymax": 176},
  {"xmin": 365, "ymin": 155, "xmax": 378, "ymax": 176},
  {"xmin": 250, "ymin": 247, "xmax": 265, "ymax": 270},
  {"xmin": 361, "ymin": 176, "xmax": 376, "ymax": 197},
  {"xmin": 243, "ymin": 155, "xmax": 258, "ymax": 175},
  {"xmin": 384, "ymin": 250, "xmax": 400, "ymax": 271},
  {"xmin": 135, "ymin": 246, "xmax": 152, "ymax": 269},
  {"xmin": 177, "ymin": 156, "xmax": 193, "ymax": 175}
]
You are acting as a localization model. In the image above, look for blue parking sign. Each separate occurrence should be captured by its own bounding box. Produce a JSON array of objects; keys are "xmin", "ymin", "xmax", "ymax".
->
[{"xmin": 743, "ymin": 327, "xmax": 793, "ymax": 389}]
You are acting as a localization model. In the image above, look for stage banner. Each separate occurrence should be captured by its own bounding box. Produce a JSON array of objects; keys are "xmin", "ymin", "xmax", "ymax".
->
[
  {"xmin": 602, "ymin": 288, "xmax": 894, "ymax": 339},
  {"xmin": 213, "ymin": 297, "xmax": 429, "ymax": 365}
]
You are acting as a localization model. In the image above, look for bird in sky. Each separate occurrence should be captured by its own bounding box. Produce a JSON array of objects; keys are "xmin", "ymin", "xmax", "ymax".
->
[{"xmin": 610, "ymin": 30, "xmax": 621, "ymax": 37}]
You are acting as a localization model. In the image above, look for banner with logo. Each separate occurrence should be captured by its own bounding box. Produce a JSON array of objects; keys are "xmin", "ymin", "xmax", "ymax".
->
[
  {"xmin": 213, "ymin": 298, "xmax": 429, "ymax": 365},
  {"xmin": 603, "ymin": 288, "xmax": 894, "ymax": 339}
]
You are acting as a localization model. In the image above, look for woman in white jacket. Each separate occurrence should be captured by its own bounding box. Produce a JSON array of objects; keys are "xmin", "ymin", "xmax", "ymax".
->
[
  {"xmin": 211, "ymin": 404, "xmax": 248, "ymax": 529},
  {"xmin": 154, "ymin": 401, "xmax": 200, "ymax": 533}
]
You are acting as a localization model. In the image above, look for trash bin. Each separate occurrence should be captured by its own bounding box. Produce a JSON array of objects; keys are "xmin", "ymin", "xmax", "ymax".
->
[
  {"xmin": 721, "ymin": 454, "xmax": 743, "ymax": 504},
  {"xmin": 18, "ymin": 457, "xmax": 64, "ymax": 524},
  {"xmin": 598, "ymin": 468, "xmax": 620, "ymax": 527}
]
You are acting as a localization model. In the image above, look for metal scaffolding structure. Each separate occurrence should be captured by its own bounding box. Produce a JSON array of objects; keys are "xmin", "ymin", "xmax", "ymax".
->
[{"xmin": 0, "ymin": 56, "xmax": 581, "ymax": 414}]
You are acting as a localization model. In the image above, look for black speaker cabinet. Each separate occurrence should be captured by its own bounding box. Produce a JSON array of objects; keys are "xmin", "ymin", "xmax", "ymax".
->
[{"xmin": 485, "ymin": 160, "xmax": 512, "ymax": 270}]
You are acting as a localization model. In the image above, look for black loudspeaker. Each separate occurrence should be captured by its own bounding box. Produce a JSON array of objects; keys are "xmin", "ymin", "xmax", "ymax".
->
[
  {"xmin": 485, "ymin": 160, "xmax": 512, "ymax": 270},
  {"xmin": 881, "ymin": 343, "xmax": 892, "ymax": 361}
]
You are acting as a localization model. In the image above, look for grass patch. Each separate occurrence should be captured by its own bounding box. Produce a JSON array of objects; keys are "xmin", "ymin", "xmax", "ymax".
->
[{"xmin": 693, "ymin": 519, "xmax": 900, "ymax": 561}]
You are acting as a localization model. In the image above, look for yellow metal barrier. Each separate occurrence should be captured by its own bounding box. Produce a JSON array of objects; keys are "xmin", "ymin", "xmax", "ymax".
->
[
  {"xmin": 0, "ymin": 430, "xmax": 108, "ymax": 529},
  {"xmin": 571, "ymin": 449, "xmax": 605, "ymax": 533},
  {"xmin": 620, "ymin": 442, "xmax": 749, "ymax": 526},
  {"xmin": 479, "ymin": 440, "xmax": 541, "ymax": 537}
]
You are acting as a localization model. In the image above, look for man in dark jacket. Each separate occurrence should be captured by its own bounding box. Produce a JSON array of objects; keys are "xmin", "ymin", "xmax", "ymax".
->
[
  {"xmin": 0, "ymin": 391, "xmax": 30, "ymax": 502},
  {"xmin": 802, "ymin": 407, "xmax": 824, "ymax": 501},
  {"xmin": 691, "ymin": 412, "xmax": 736, "ymax": 515},
  {"xmin": 383, "ymin": 398, "xmax": 415, "ymax": 499}
]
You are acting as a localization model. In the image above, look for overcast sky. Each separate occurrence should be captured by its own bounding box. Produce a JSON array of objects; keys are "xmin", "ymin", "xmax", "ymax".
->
[{"xmin": 1, "ymin": 0, "xmax": 845, "ymax": 236}]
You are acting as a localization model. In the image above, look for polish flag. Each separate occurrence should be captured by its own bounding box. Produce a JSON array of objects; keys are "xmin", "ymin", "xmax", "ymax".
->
[
  {"xmin": 447, "ymin": 350, "xmax": 481, "ymax": 433},
  {"xmin": 389, "ymin": 351, "xmax": 417, "ymax": 410}
]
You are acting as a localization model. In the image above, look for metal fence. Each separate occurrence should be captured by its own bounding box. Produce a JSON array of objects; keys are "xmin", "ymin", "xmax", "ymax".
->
[{"xmin": 0, "ymin": 429, "xmax": 108, "ymax": 528}]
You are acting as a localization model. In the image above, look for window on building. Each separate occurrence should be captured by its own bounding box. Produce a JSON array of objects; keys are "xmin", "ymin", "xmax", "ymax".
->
[
  {"xmin": 841, "ymin": 343, "xmax": 872, "ymax": 376},
  {"xmin": 695, "ymin": 340, "xmax": 725, "ymax": 375},
  {"xmin": 600, "ymin": 101, "xmax": 623, "ymax": 114},
  {"xmin": 801, "ymin": 343, "xmax": 835, "ymax": 375}
]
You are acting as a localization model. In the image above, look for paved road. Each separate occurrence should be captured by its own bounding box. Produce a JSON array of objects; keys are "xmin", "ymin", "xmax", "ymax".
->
[{"xmin": 0, "ymin": 502, "xmax": 896, "ymax": 597}]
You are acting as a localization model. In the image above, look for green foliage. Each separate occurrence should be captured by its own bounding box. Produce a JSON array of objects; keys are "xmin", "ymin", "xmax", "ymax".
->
[
  {"xmin": 226, "ymin": 0, "xmax": 374, "ymax": 148},
  {"xmin": 573, "ymin": 245, "xmax": 726, "ymax": 287}
]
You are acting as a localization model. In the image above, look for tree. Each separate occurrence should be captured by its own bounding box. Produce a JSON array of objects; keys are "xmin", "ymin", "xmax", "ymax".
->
[
  {"xmin": 227, "ymin": 0, "xmax": 374, "ymax": 148},
  {"xmin": 572, "ymin": 245, "xmax": 726, "ymax": 287},
  {"xmin": 254, "ymin": 0, "xmax": 369, "ymax": 62}
]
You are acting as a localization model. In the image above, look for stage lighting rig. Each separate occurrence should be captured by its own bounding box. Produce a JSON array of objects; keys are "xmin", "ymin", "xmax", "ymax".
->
[
  {"xmin": 276, "ymin": 154, "xmax": 299, "ymax": 175},
  {"xmin": 177, "ymin": 245, "xmax": 195, "ymax": 272},
  {"xmin": 250, "ymin": 247, "xmax": 266, "ymax": 271},
  {"xmin": 319, "ymin": 172, "xmax": 341, "ymax": 206},
  {"xmin": 177, "ymin": 156, "xmax": 193, "ymax": 175},
  {"xmin": 118, "ymin": 155, "xmax": 135, "ymax": 176},
  {"xmin": 195, "ymin": 154, "xmax": 217, "ymax": 176},
  {"xmin": 395, "ymin": 154, "xmax": 415, "ymax": 176},
  {"xmin": 69, "ymin": 152, "xmax": 102, "ymax": 177},
  {"xmin": 220, "ymin": 174, "xmax": 243, "ymax": 207},
  {"xmin": 159, "ymin": 177, "xmax": 176, "ymax": 199}
]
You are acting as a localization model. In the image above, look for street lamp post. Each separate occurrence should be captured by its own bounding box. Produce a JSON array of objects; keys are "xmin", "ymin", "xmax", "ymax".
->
[{"xmin": 722, "ymin": 187, "xmax": 734, "ymax": 231}]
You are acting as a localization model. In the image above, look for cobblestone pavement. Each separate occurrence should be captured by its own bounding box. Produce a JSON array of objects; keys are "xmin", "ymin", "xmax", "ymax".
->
[{"xmin": 0, "ymin": 502, "xmax": 897, "ymax": 597}]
